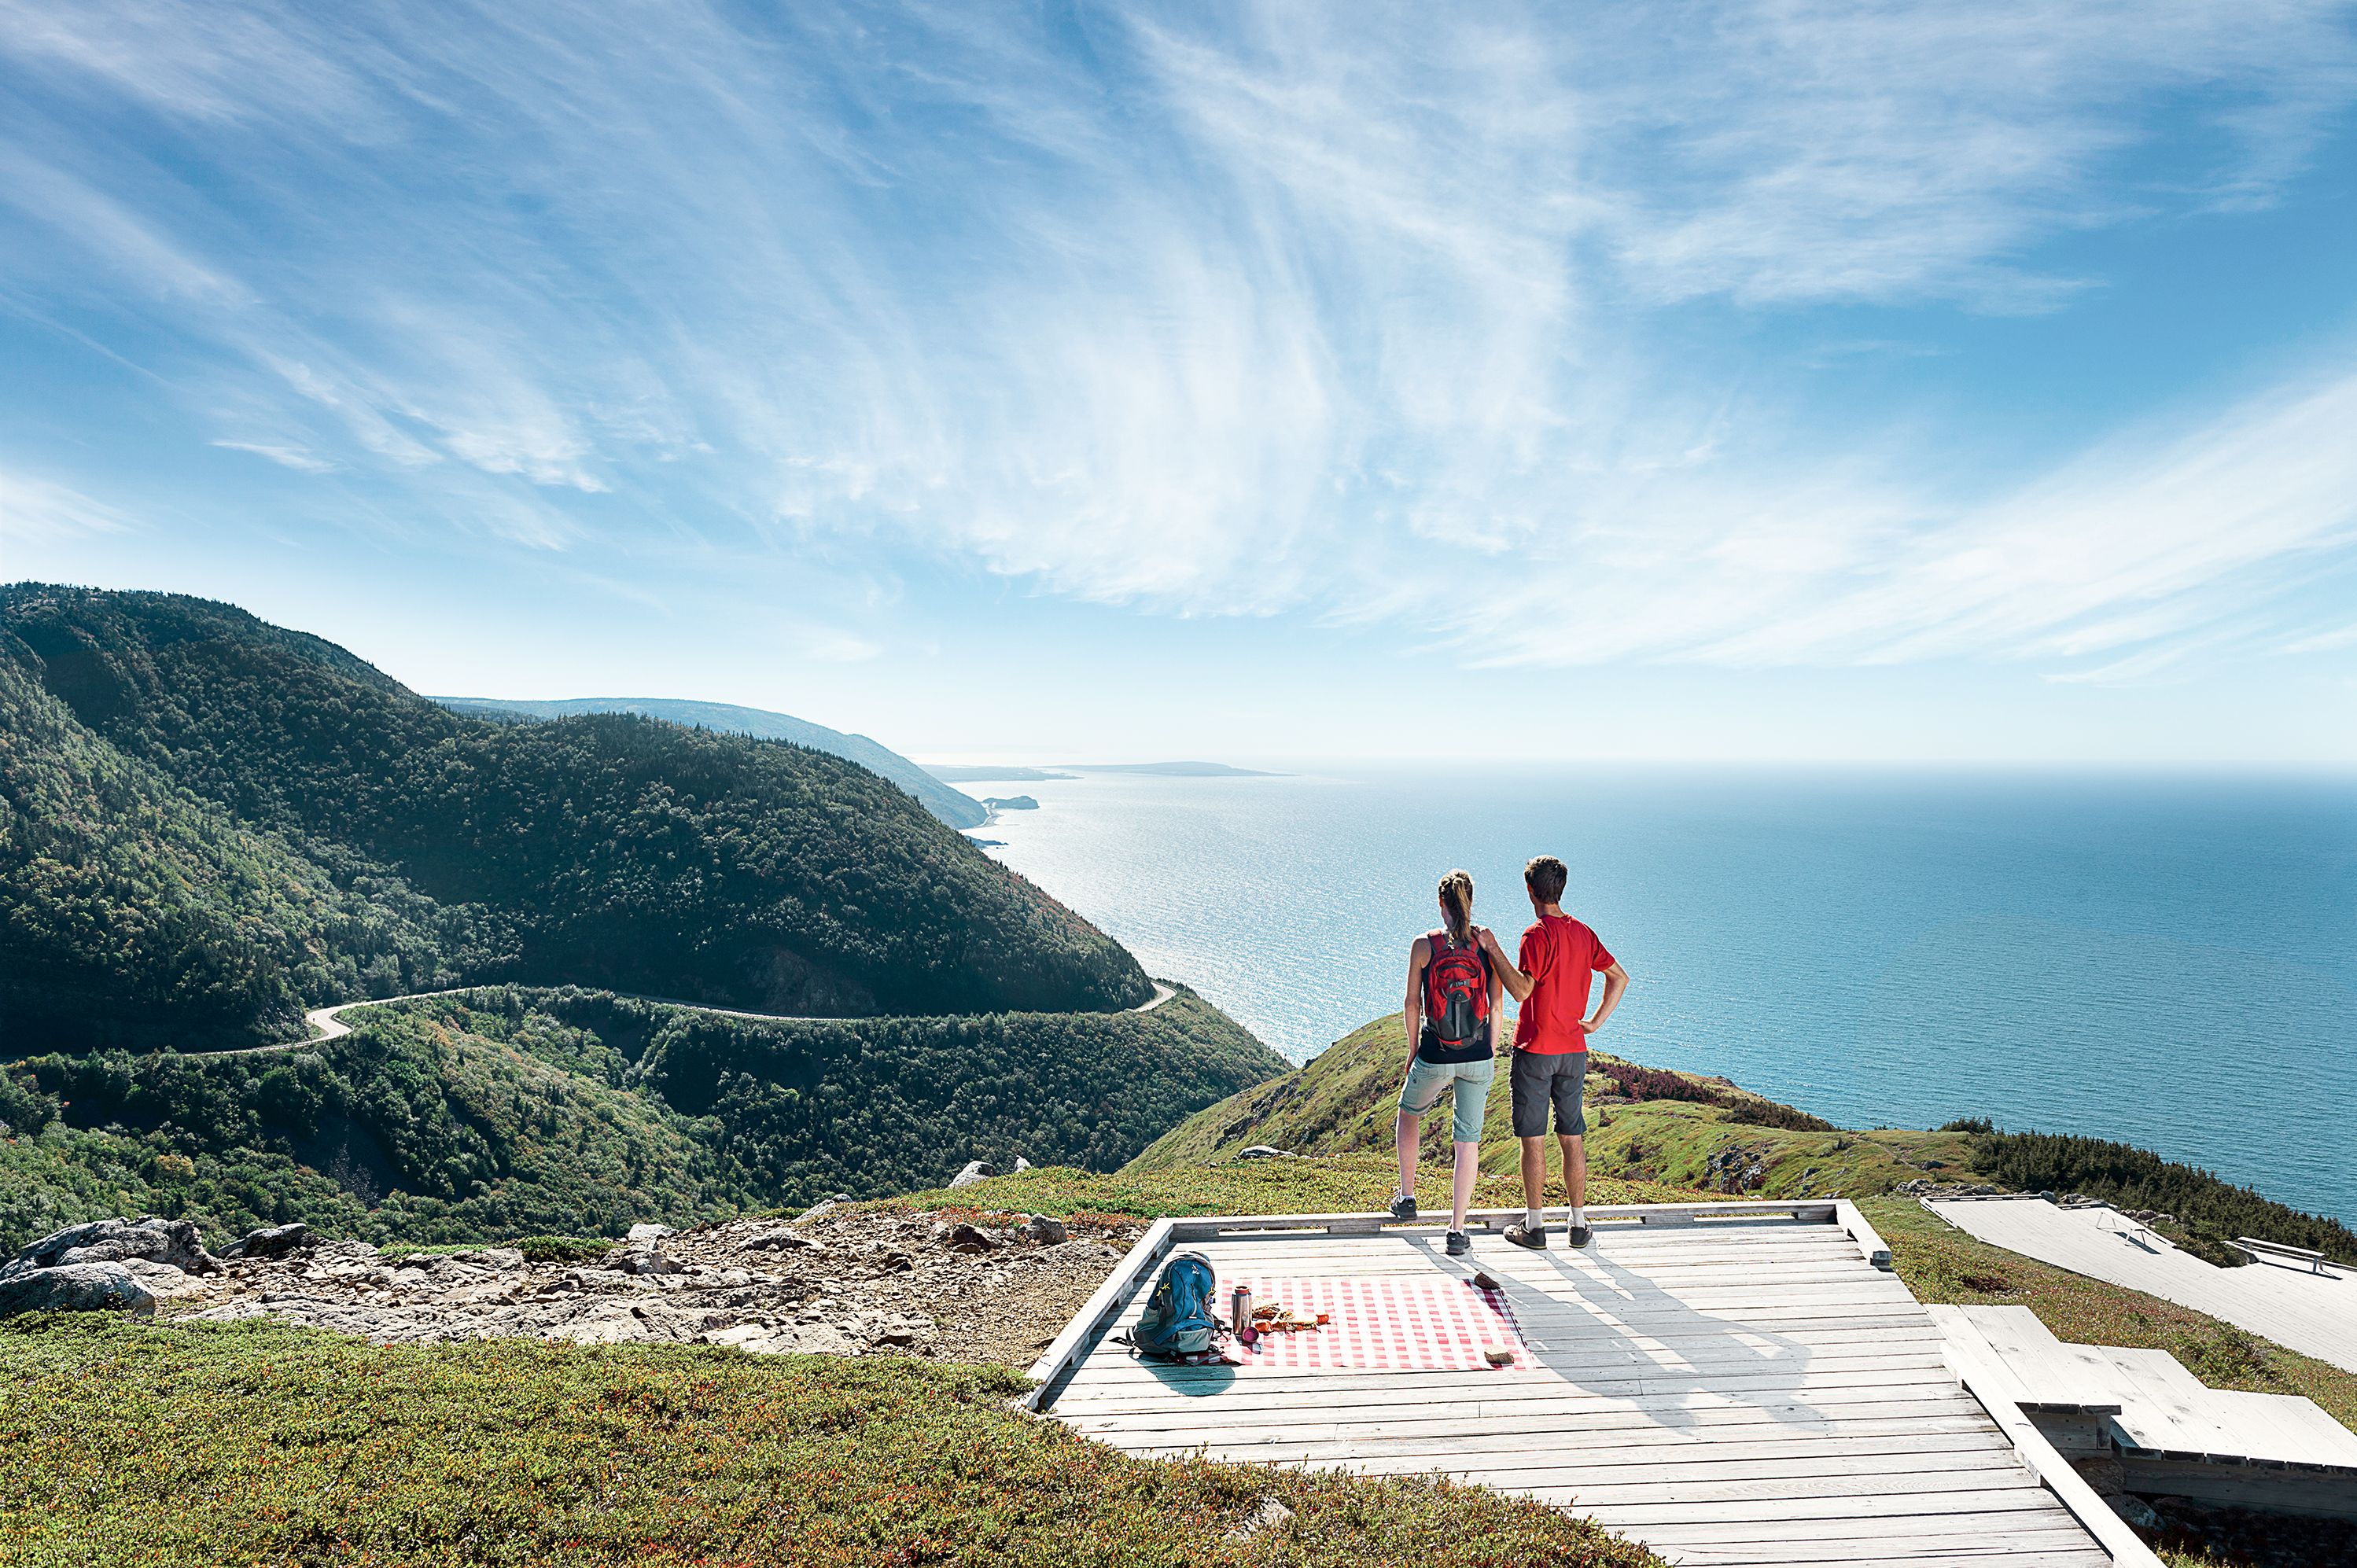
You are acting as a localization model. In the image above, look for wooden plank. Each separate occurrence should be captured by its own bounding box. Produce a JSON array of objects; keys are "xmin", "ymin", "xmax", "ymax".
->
[
  {"xmin": 1339, "ymin": 1446, "xmax": 2027, "ymax": 1489},
  {"xmin": 1076, "ymin": 1397, "xmax": 1995, "ymax": 1448},
  {"xmin": 1569, "ymin": 1482, "xmax": 2058, "ymax": 1525},
  {"xmin": 1497, "ymin": 1464, "xmax": 2042, "ymax": 1509},
  {"xmin": 1164, "ymin": 1201, "xmax": 1841, "ymax": 1242},
  {"xmin": 1181, "ymin": 1232, "xmax": 1875, "ymax": 1263},
  {"xmin": 1832, "ymin": 1198, "xmax": 1895, "ymax": 1270},
  {"xmin": 1189, "ymin": 1251, "xmax": 1880, "ymax": 1284},
  {"xmin": 1058, "ymin": 1383, "xmax": 1985, "ymax": 1436},
  {"xmin": 1124, "ymin": 1425, "xmax": 2013, "ymax": 1468},
  {"xmin": 1655, "ymin": 1536, "xmax": 2108, "ymax": 1566},
  {"xmin": 1185, "ymin": 1231, "xmax": 1868, "ymax": 1263}
]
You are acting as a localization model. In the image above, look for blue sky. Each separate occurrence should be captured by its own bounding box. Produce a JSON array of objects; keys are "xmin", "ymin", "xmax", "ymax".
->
[{"xmin": 4, "ymin": 1, "xmax": 2355, "ymax": 765}]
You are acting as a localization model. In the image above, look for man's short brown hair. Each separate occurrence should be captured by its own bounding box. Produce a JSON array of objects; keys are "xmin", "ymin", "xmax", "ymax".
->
[{"xmin": 1525, "ymin": 855, "xmax": 1567, "ymax": 904}]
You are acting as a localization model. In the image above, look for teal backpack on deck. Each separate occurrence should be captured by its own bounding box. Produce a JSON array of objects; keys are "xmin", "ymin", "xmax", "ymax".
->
[{"xmin": 1130, "ymin": 1250, "xmax": 1221, "ymax": 1358}]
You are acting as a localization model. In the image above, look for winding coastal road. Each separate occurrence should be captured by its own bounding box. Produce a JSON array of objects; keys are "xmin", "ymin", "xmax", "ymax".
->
[{"xmin": 275, "ymin": 977, "xmax": 1180, "ymax": 1052}]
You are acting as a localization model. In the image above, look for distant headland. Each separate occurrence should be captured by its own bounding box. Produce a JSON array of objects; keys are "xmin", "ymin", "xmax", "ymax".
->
[{"xmin": 927, "ymin": 760, "xmax": 1279, "ymax": 781}]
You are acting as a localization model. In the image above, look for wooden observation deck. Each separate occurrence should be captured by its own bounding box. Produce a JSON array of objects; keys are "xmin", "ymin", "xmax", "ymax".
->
[{"xmin": 1027, "ymin": 1201, "xmax": 2156, "ymax": 1566}]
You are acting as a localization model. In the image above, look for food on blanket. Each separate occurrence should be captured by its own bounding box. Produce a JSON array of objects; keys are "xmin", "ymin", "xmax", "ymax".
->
[
  {"xmin": 1471, "ymin": 1272, "xmax": 1501, "ymax": 1291},
  {"xmin": 1247, "ymin": 1301, "xmax": 1331, "ymax": 1333},
  {"xmin": 1484, "ymin": 1348, "xmax": 1515, "ymax": 1367}
]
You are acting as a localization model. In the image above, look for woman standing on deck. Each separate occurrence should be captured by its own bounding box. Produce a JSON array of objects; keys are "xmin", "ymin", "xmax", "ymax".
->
[{"xmin": 1390, "ymin": 869, "xmax": 1504, "ymax": 1256}]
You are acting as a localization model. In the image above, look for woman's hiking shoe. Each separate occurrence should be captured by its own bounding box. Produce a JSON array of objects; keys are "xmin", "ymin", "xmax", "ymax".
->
[
  {"xmin": 1504, "ymin": 1222, "xmax": 1547, "ymax": 1250},
  {"xmin": 1389, "ymin": 1194, "xmax": 1418, "ymax": 1222},
  {"xmin": 1445, "ymin": 1231, "xmax": 1471, "ymax": 1256},
  {"xmin": 1566, "ymin": 1222, "xmax": 1593, "ymax": 1249}
]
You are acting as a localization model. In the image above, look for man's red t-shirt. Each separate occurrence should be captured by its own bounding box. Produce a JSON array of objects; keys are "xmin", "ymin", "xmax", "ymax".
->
[{"xmin": 1512, "ymin": 915, "xmax": 1616, "ymax": 1055}]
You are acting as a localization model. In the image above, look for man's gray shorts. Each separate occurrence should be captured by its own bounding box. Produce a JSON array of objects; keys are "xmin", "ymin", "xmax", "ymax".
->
[{"xmin": 1511, "ymin": 1049, "xmax": 1588, "ymax": 1139}]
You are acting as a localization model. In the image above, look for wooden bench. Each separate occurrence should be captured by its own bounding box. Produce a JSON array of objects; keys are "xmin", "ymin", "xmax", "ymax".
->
[{"xmin": 2233, "ymin": 1236, "xmax": 2333, "ymax": 1275}]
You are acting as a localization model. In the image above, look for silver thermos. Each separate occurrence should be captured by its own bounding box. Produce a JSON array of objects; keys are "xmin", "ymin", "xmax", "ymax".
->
[{"xmin": 1230, "ymin": 1283, "xmax": 1253, "ymax": 1336}]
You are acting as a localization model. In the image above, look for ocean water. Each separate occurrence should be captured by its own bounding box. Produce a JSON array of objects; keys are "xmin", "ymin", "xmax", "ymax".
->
[{"xmin": 966, "ymin": 768, "xmax": 2357, "ymax": 1224}]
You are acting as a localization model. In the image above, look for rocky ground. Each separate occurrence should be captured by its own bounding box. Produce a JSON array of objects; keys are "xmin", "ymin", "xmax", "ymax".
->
[{"xmin": 5, "ymin": 1208, "xmax": 1139, "ymax": 1369}]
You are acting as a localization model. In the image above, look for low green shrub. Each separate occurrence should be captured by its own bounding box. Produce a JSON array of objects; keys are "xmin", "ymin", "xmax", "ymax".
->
[{"xmin": 0, "ymin": 1315, "xmax": 1664, "ymax": 1567}]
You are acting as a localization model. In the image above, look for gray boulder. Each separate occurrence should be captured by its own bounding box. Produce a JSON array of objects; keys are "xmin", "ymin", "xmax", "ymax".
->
[
  {"xmin": 0, "ymin": 1261, "xmax": 157, "ymax": 1316},
  {"xmin": 613, "ymin": 1249, "xmax": 683, "ymax": 1276},
  {"xmin": 1237, "ymin": 1145, "xmax": 1294, "ymax": 1161},
  {"xmin": 626, "ymin": 1223, "xmax": 675, "ymax": 1242},
  {"xmin": 1022, "ymin": 1214, "xmax": 1068, "ymax": 1246},
  {"xmin": 947, "ymin": 1160, "xmax": 995, "ymax": 1189},
  {"xmin": 19, "ymin": 1216, "xmax": 219, "ymax": 1275},
  {"xmin": 223, "ymin": 1223, "xmax": 311, "ymax": 1261}
]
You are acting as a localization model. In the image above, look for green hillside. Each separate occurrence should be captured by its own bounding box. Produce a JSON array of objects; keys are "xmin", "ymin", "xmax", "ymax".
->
[
  {"xmin": 1, "ymin": 584, "xmax": 1149, "ymax": 1052},
  {"xmin": 437, "ymin": 694, "xmax": 988, "ymax": 830},
  {"xmin": 1132, "ymin": 1014, "xmax": 1910, "ymax": 1190},
  {"xmin": 0, "ymin": 985, "xmax": 1281, "ymax": 1253},
  {"xmin": 0, "ymin": 649, "xmax": 471, "ymax": 1050}
]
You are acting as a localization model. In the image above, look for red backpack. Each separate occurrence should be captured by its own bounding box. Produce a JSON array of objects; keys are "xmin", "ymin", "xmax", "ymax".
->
[{"xmin": 1423, "ymin": 929, "xmax": 1493, "ymax": 1047}]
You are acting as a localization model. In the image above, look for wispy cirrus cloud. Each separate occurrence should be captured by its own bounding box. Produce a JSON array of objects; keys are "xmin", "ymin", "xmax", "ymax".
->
[
  {"xmin": 2, "ymin": 0, "xmax": 2355, "ymax": 689},
  {"xmin": 2, "ymin": 469, "xmax": 134, "ymax": 542},
  {"xmin": 212, "ymin": 440, "xmax": 334, "ymax": 473}
]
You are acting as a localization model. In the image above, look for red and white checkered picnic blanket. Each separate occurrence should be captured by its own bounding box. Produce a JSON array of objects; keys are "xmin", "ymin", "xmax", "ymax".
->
[{"xmin": 1217, "ymin": 1275, "xmax": 1526, "ymax": 1372}]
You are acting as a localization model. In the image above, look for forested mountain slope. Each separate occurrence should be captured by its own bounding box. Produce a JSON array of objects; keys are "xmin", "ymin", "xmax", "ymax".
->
[
  {"xmin": 0, "ymin": 985, "xmax": 1282, "ymax": 1251},
  {"xmin": 0, "ymin": 649, "xmax": 473, "ymax": 1050},
  {"xmin": 437, "ymin": 695, "xmax": 986, "ymax": 830},
  {"xmin": 1, "ymin": 585, "xmax": 1147, "ymax": 1052}
]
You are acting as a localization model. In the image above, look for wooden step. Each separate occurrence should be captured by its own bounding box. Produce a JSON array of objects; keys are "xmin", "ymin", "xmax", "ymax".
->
[
  {"xmin": 1954, "ymin": 1306, "xmax": 2124, "ymax": 1412},
  {"xmin": 2200, "ymin": 1388, "xmax": 2357, "ymax": 1470}
]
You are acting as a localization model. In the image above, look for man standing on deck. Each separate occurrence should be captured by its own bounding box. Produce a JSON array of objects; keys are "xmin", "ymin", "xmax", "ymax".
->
[{"xmin": 1481, "ymin": 854, "xmax": 1630, "ymax": 1250}]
